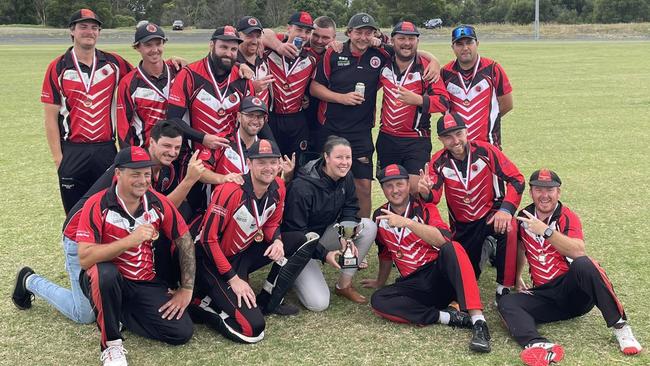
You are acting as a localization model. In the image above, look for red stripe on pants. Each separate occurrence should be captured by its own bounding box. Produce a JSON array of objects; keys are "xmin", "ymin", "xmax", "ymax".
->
[
  {"xmin": 588, "ymin": 257, "xmax": 624, "ymax": 316},
  {"xmin": 87, "ymin": 265, "xmax": 108, "ymax": 348},
  {"xmin": 452, "ymin": 241, "xmax": 483, "ymax": 311}
]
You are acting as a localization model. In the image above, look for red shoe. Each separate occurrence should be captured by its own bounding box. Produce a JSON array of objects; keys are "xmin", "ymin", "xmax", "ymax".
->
[{"xmin": 520, "ymin": 342, "xmax": 564, "ymax": 365}]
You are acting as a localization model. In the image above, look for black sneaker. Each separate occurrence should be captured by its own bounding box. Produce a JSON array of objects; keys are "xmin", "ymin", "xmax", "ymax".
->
[
  {"xmin": 264, "ymin": 302, "xmax": 299, "ymax": 316},
  {"xmin": 494, "ymin": 287, "xmax": 511, "ymax": 306},
  {"xmin": 445, "ymin": 308, "xmax": 472, "ymax": 329},
  {"xmin": 12, "ymin": 267, "xmax": 35, "ymax": 310},
  {"xmin": 469, "ymin": 320, "xmax": 491, "ymax": 353}
]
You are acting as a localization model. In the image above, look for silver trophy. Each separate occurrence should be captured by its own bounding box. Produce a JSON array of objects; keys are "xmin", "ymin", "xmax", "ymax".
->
[{"xmin": 335, "ymin": 221, "xmax": 364, "ymax": 269}]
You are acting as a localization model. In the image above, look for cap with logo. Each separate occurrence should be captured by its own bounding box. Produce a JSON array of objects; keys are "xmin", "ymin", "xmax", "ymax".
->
[
  {"xmin": 237, "ymin": 16, "xmax": 263, "ymax": 34},
  {"xmin": 436, "ymin": 113, "xmax": 466, "ymax": 136},
  {"xmin": 347, "ymin": 13, "xmax": 379, "ymax": 31},
  {"xmin": 377, "ymin": 164, "xmax": 409, "ymax": 183},
  {"xmin": 451, "ymin": 25, "xmax": 477, "ymax": 43},
  {"xmin": 211, "ymin": 25, "xmax": 243, "ymax": 43},
  {"xmin": 69, "ymin": 8, "xmax": 102, "ymax": 27},
  {"xmin": 391, "ymin": 21, "xmax": 420, "ymax": 37},
  {"xmin": 240, "ymin": 95, "xmax": 268, "ymax": 114},
  {"xmin": 114, "ymin": 147, "xmax": 156, "ymax": 169},
  {"xmin": 288, "ymin": 11, "xmax": 314, "ymax": 29},
  {"xmin": 529, "ymin": 169, "xmax": 562, "ymax": 187},
  {"xmin": 134, "ymin": 22, "xmax": 167, "ymax": 45},
  {"xmin": 248, "ymin": 139, "xmax": 281, "ymax": 159}
]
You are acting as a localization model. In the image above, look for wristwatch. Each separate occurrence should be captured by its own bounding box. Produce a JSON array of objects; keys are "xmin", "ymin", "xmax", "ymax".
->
[{"xmin": 542, "ymin": 226, "xmax": 555, "ymax": 239}]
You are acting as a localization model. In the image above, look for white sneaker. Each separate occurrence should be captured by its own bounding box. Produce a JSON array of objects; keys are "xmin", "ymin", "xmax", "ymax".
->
[
  {"xmin": 614, "ymin": 324, "xmax": 643, "ymax": 355},
  {"xmin": 100, "ymin": 339, "xmax": 128, "ymax": 366}
]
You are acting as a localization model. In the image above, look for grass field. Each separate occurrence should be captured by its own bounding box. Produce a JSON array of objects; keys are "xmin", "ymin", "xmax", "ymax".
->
[{"xmin": 0, "ymin": 39, "xmax": 649, "ymax": 365}]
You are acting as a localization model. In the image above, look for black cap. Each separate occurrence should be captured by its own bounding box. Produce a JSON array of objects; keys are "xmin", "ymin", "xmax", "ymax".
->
[
  {"xmin": 437, "ymin": 113, "xmax": 466, "ymax": 136},
  {"xmin": 114, "ymin": 147, "xmax": 156, "ymax": 169},
  {"xmin": 378, "ymin": 164, "xmax": 409, "ymax": 183},
  {"xmin": 529, "ymin": 169, "xmax": 562, "ymax": 187},
  {"xmin": 237, "ymin": 16, "xmax": 263, "ymax": 34},
  {"xmin": 69, "ymin": 8, "xmax": 102, "ymax": 27},
  {"xmin": 391, "ymin": 21, "xmax": 420, "ymax": 37},
  {"xmin": 134, "ymin": 22, "xmax": 166, "ymax": 45},
  {"xmin": 248, "ymin": 139, "xmax": 281, "ymax": 159},
  {"xmin": 288, "ymin": 11, "xmax": 314, "ymax": 29},
  {"xmin": 240, "ymin": 96, "xmax": 268, "ymax": 114},
  {"xmin": 347, "ymin": 13, "xmax": 379, "ymax": 31},
  {"xmin": 452, "ymin": 25, "xmax": 477, "ymax": 43},
  {"xmin": 211, "ymin": 25, "xmax": 243, "ymax": 43}
]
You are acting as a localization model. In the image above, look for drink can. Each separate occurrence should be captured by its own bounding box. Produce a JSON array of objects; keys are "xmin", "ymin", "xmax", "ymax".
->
[
  {"xmin": 355, "ymin": 82, "xmax": 365, "ymax": 96},
  {"xmin": 293, "ymin": 36, "xmax": 303, "ymax": 50}
]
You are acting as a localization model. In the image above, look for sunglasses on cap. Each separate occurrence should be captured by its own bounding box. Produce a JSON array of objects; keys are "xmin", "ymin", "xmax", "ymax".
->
[{"xmin": 452, "ymin": 25, "xmax": 476, "ymax": 41}]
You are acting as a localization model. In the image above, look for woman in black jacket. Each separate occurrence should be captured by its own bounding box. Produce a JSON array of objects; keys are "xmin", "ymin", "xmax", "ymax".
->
[{"xmin": 282, "ymin": 136, "xmax": 377, "ymax": 311}]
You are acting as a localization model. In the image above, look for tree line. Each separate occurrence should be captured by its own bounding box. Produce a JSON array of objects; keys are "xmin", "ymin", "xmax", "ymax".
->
[{"xmin": 1, "ymin": 0, "xmax": 648, "ymax": 29}]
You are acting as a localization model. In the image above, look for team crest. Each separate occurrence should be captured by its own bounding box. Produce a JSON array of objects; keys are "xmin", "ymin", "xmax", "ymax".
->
[
  {"xmin": 248, "ymin": 18, "xmax": 258, "ymax": 26},
  {"xmin": 252, "ymin": 97, "xmax": 262, "ymax": 106},
  {"xmin": 471, "ymin": 164, "xmax": 478, "ymax": 172},
  {"xmin": 370, "ymin": 56, "xmax": 381, "ymax": 69},
  {"xmin": 362, "ymin": 16, "xmax": 370, "ymax": 23},
  {"xmin": 407, "ymin": 74, "xmax": 413, "ymax": 80},
  {"xmin": 146, "ymin": 24, "xmax": 157, "ymax": 33},
  {"xmin": 476, "ymin": 85, "xmax": 482, "ymax": 92},
  {"xmin": 299, "ymin": 140, "xmax": 308, "ymax": 151},
  {"xmin": 228, "ymin": 94, "xmax": 237, "ymax": 103}
]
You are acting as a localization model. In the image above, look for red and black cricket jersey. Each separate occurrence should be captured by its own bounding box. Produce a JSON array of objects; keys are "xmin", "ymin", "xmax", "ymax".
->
[
  {"xmin": 167, "ymin": 56, "xmax": 253, "ymax": 145},
  {"xmin": 441, "ymin": 57, "xmax": 512, "ymax": 148},
  {"xmin": 237, "ymin": 51, "xmax": 271, "ymax": 106},
  {"xmin": 199, "ymin": 130, "xmax": 255, "ymax": 176},
  {"xmin": 518, "ymin": 202, "xmax": 583, "ymax": 287},
  {"xmin": 313, "ymin": 41, "xmax": 391, "ymax": 133},
  {"xmin": 379, "ymin": 55, "xmax": 449, "ymax": 138},
  {"xmin": 428, "ymin": 140, "xmax": 524, "ymax": 223},
  {"xmin": 41, "ymin": 47, "xmax": 133, "ymax": 143},
  {"xmin": 116, "ymin": 60, "xmax": 178, "ymax": 148},
  {"xmin": 198, "ymin": 175, "xmax": 285, "ymax": 280},
  {"xmin": 265, "ymin": 37, "xmax": 316, "ymax": 114},
  {"xmin": 373, "ymin": 197, "xmax": 453, "ymax": 277},
  {"xmin": 75, "ymin": 185, "xmax": 189, "ymax": 281}
]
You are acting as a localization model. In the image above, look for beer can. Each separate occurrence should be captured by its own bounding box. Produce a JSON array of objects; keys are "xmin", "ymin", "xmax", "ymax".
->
[
  {"xmin": 293, "ymin": 36, "xmax": 303, "ymax": 50},
  {"xmin": 355, "ymin": 82, "xmax": 365, "ymax": 96}
]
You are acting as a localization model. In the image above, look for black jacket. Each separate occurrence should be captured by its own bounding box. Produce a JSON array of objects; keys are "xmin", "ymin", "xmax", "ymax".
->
[{"xmin": 282, "ymin": 158, "xmax": 360, "ymax": 260}]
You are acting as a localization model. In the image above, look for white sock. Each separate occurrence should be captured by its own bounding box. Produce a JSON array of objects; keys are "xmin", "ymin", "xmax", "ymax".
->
[
  {"xmin": 496, "ymin": 284, "xmax": 507, "ymax": 295},
  {"xmin": 105, "ymin": 339, "xmax": 123, "ymax": 347},
  {"xmin": 471, "ymin": 314, "xmax": 486, "ymax": 324},
  {"xmin": 438, "ymin": 311, "xmax": 451, "ymax": 325}
]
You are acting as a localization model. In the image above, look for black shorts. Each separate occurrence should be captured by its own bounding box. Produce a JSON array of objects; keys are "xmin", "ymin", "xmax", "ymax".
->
[
  {"xmin": 318, "ymin": 128, "xmax": 374, "ymax": 180},
  {"xmin": 268, "ymin": 111, "xmax": 309, "ymax": 160},
  {"xmin": 375, "ymin": 132, "xmax": 431, "ymax": 175}
]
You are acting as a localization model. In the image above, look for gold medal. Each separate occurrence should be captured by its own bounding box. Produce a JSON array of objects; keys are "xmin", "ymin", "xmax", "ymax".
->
[
  {"xmin": 463, "ymin": 195, "xmax": 471, "ymax": 204},
  {"xmin": 254, "ymin": 229, "xmax": 264, "ymax": 242},
  {"xmin": 83, "ymin": 98, "xmax": 92, "ymax": 107},
  {"xmin": 283, "ymin": 83, "xmax": 290, "ymax": 90},
  {"xmin": 463, "ymin": 99, "xmax": 470, "ymax": 106},
  {"xmin": 217, "ymin": 108, "xmax": 226, "ymax": 117},
  {"xmin": 395, "ymin": 250, "xmax": 403, "ymax": 259},
  {"xmin": 151, "ymin": 230, "xmax": 159, "ymax": 241},
  {"xmin": 538, "ymin": 254, "xmax": 546, "ymax": 265}
]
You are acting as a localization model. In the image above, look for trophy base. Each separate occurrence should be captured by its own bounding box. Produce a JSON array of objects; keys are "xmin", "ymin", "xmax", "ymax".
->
[{"xmin": 339, "ymin": 256, "xmax": 358, "ymax": 269}]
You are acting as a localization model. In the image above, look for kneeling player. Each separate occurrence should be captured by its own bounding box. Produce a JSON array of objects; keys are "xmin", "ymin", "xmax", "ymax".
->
[
  {"xmin": 498, "ymin": 169, "xmax": 642, "ymax": 365},
  {"xmin": 365, "ymin": 164, "xmax": 491, "ymax": 353},
  {"xmin": 193, "ymin": 139, "xmax": 318, "ymax": 343}
]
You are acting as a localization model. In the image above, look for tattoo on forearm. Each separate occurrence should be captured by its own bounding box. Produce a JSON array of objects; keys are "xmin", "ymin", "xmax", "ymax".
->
[{"xmin": 175, "ymin": 232, "xmax": 196, "ymax": 290}]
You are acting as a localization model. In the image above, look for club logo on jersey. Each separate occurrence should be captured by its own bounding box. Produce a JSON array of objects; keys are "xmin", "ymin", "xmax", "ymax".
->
[
  {"xmin": 475, "ymin": 85, "xmax": 482, "ymax": 92},
  {"xmin": 370, "ymin": 56, "xmax": 381, "ymax": 69},
  {"xmin": 147, "ymin": 24, "xmax": 157, "ymax": 32},
  {"xmin": 471, "ymin": 164, "xmax": 478, "ymax": 171},
  {"xmin": 407, "ymin": 74, "xmax": 413, "ymax": 80},
  {"xmin": 299, "ymin": 140, "xmax": 308, "ymax": 151},
  {"xmin": 228, "ymin": 94, "xmax": 238, "ymax": 103}
]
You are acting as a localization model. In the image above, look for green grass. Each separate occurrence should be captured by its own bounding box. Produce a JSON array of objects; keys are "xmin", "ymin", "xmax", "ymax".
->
[{"xmin": 1, "ymin": 40, "xmax": 649, "ymax": 365}]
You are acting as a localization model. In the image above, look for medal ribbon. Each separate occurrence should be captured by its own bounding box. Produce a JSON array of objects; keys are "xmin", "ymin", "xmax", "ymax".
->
[
  {"xmin": 281, "ymin": 55, "xmax": 302, "ymax": 83},
  {"xmin": 205, "ymin": 58, "xmax": 232, "ymax": 106},
  {"xmin": 456, "ymin": 55, "xmax": 481, "ymax": 95},
  {"xmin": 235, "ymin": 129, "xmax": 257, "ymax": 174},
  {"xmin": 136, "ymin": 63, "xmax": 170, "ymax": 100},
  {"xmin": 71, "ymin": 48, "xmax": 97, "ymax": 98},
  {"xmin": 115, "ymin": 185, "xmax": 150, "ymax": 232},
  {"xmin": 387, "ymin": 201, "xmax": 411, "ymax": 248},
  {"xmin": 391, "ymin": 59, "xmax": 414, "ymax": 89},
  {"xmin": 251, "ymin": 196, "xmax": 269, "ymax": 234},
  {"xmin": 449, "ymin": 147, "xmax": 473, "ymax": 193}
]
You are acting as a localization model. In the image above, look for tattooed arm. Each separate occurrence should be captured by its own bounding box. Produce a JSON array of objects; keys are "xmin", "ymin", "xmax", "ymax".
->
[{"xmin": 158, "ymin": 232, "xmax": 195, "ymax": 320}]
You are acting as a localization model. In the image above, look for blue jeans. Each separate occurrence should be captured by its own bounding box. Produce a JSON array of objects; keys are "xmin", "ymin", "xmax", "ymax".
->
[{"xmin": 26, "ymin": 235, "xmax": 95, "ymax": 324}]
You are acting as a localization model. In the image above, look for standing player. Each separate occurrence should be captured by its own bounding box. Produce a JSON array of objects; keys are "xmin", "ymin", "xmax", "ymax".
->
[
  {"xmin": 365, "ymin": 164, "xmax": 491, "ymax": 353},
  {"xmin": 263, "ymin": 11, "xmax": 317, "ymax": 164},
  {"xmin": 194, "ymin": 139, "xmax": 318, "ymax": 343},
  {"xmin": 75, "ymin": 147, "xmax": 196, "ymax": 365},
  {"xmin": 167, "ymin": 26, "xmax": 254, "ymax": 151},
  {"xmin": 41, "ymin": 9, "xmax": 133, "ymax": 213},
  {"xmin": 310, "ymin": 13, "xmax": 392, "ymax": 218},
  {"xmin": 498, "ymin": 169, "xmax": 642, "ymax": 365},
  {"xmin": 441, "ymin": 25, "xmax": 513, "ymax": 149},
  {"xmin": 377, "ymin": 21, "xmax": 450, "ymax": 194},
  {"xmin": 12, "ymin": 120, "xmax": 205, "ymax": 325},
  {"xmin": 420, "ymin": 113, "xmax": 525, "ymax": 302},
  {"xmin": 236, "ymin": 16, "xmax": 273, "ymax": 106}
]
